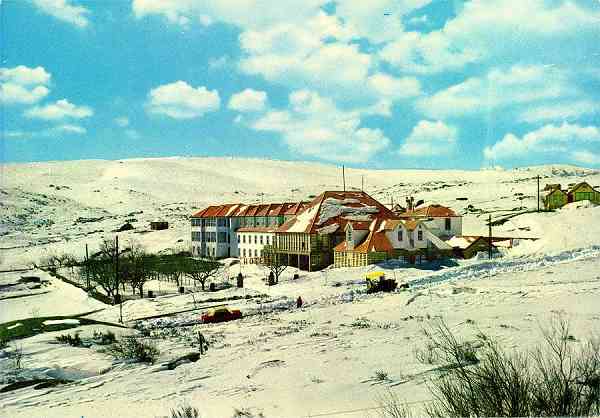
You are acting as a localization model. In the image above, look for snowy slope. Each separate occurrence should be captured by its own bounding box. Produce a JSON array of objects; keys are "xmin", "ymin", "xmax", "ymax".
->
[
  {"xmin": 1, "ymin": 157, "xmax": 600, "ymax": 418},
  {"xmin": 1, "ymin": 157, "xmax": 598, "ymax": 269}
]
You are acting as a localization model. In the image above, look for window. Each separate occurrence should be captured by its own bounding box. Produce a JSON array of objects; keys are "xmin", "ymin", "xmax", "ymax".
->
[
  {"xmin": 397, "ymin": 229, "xmax": 403, "ymax": 241},
  {"xmin": 254, "ymin": 235, "xmax": 257, "ymax": 244},
  {"xmin": 445, "ymin": 218, "xmax": 451, "ymax": 231},
  {"xmin": 266, "ymin": 236, "xmax": 270, "ymax": 245},
  {"xmin": 254, "ymin": 249, "xmax": 258, "ymax": 257},
  {"xmin": 418, "ymin": 230, "xmax": 423, "ymax": 241},
  {"xmin": 242, "ymin": 249, "xmax": 246, "ymax": 257},
  {"xmin": 242, "ymin": 235, "xmax": 246, "ymax": 244},
  {"xmin": 260, "ymin": 235, "xmax": 263, "ymax": 245},
  {"xmin": 237, "ymin": 235, "xmax": 240, "ymax": 243}
]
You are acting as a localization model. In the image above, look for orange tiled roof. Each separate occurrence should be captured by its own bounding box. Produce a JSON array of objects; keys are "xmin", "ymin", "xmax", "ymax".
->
[
  {"xmin": 191, "ymin": 202, "xmax": 308, "ymax": 218},
  {"xmin": 400, "ymin": 204, "xmax": 459, "ymax": 218}
]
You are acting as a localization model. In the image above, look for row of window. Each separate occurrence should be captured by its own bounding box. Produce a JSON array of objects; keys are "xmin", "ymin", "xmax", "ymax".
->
[
  {"xmin": 241, "ymin": 248, "xmax": 262, "ymax": 258},
  {"xmin": 193, "ymin": 246, "xmax": 216, "ymax": 257},
  {"xmin": 190, "ymin": 218, "xmax": 229, "ymax": 227},
  {"xmin": 396, "ymin": 230, "xmax": 423, "ymax": 241},
  {"xmin": 238, "ymin": 234, "xmax": 271, "ymax": 245},
  {"xmin": 191, "ymin": 232, "xmax": 230, "ymax": 243}
]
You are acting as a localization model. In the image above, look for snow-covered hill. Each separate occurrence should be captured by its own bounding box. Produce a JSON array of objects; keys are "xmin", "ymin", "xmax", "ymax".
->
[
  {"xmin": 1, "ymin": 157, "xmax": 599, "ymax": 269},
  {"xmin": 1, "ymin": 157, "xmax": 600, "ymax": 418}
]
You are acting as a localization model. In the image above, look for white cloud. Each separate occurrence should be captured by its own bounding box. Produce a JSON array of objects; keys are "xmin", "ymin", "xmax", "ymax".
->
[
  {"xmin": 399, "ymin": 120, "xmax": 458, "ymax": 156},
  {"xmin": 238, "ymin": 16, "xmax": 369, "ymax": 97},
  {"xmin": 54, "ymin": 124, "xmax": 86, "ymax": 134},
  {"xmin": 519, "ymin": 101, "xmax": 598, "ymax": 124},
  {"xmin": 380, "ymin": 30, "xmax": 480, "ymax": 74},
  {"xmin": 0, "ymin": 65, "xmax": 51, "ymax": 85},
  {"xmin": 4, "ymin": 124, "xmax": 86, "ymax": 139},
  {"xmin": 381, "ymin": 0, "xmax": 600, "ymax": 74},
  {"xmin": 572, "ymin": 150, "xmax": 598, "ymax": 166},
  {"xmin": 146, "ymin": 81, "xmax": 220, "ymax": 119},
  {"xmin": 0, "ymin": 65, "xmax": 51, "ymax": 105},
  {"xmin": 333, "ymin": 0, "xmax": 432, "ymax": 43},
  {"xmin": 228, "ymin": 89, "xmax": 267, "ymax": 112},
  {"xmin": 31, "ymin": 0, "xmax": 90, "ymax": 28},
  {"xmin": 252, "ymin": 90, "xmax": 390, "ymax": 163},
  {"xmin": 25, "ymin": 99, "xmax": 93, "ymax": 120},
  {"xmin": 132, "ymin": 0, "xmax": 326, "ymax": 29},
  {"xmin": 417, "ymin": 65, "xmax": 574, "ymax": 119},
  {"xmin": 484, "ymin": 123, "xmax": 600, "ymax": 164},
  {"xmin": 114, "ymin": 117, "xmax": 130, "ymax": 127},
  {"xmin": 367, "ymin": 73, "xmax": 421, "ymax": 99}
]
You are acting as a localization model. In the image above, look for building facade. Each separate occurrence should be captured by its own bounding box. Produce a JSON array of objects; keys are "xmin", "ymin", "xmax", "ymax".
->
[
  {"xmin": 333, "ymin": 218, "xmax": 453, "ymax": 268},
  {"xmin": 190, "ymin": 202, "xmax": 307, "ymax": 259},
  {"xmin": 272, "ymin": 191, "xmax": 400, "ymax": 271},
  {"xmin": 237, "ymin": 227, "xmax": 276, "ymax": 264}
]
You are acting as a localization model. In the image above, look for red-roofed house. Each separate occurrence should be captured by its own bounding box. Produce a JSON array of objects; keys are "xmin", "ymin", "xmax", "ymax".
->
[
  {"xmin": 190, "ymin": 201, "xmax": 308, "ymax": 259},
  {"xmin": 271, "ymin": 191, "xmax": 399, "ymax": 270},
  {"xmin": 333, "ymin": 218, "xmax": 453, "ymax": 268},
  {"xmin": 399, "ymin": 203, "xmax": 462, "ymax": 239}
]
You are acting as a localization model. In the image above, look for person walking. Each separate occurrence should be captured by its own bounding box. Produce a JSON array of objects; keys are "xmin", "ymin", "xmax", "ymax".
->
[{"xmin": 296, "ymin": 296, "xmax": 303, "ymax": 308}]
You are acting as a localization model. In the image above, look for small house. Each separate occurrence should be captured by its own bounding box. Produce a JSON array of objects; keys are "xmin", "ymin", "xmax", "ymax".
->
[
  {"xmin": 446, "ymin": 236, "xmax": 494, "ymax": 259},
  {"xmin": 567, "ymin": 182, "xmax": 600, "ymax": 205},
  {"xmin": 333, "ymin": 218, "xmax": 453, "ymax": 268},
  {"xmin": 150, "ymin": 220, "xmax": 169, "ymax": 230},
  {"xmin": 542, "ymin": 188, "xmax": 568, "ymax": 210}
]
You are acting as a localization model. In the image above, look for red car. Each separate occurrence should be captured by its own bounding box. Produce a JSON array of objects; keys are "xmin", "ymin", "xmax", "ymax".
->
[{"xmin": 201, "ymin": 307, "xmax": 242, "ymax": 324}]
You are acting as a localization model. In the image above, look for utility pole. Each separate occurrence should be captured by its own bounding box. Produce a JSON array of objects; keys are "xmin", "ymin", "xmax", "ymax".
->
[
  {"xmin": 115, "ymin": 235, "xmax": 123, "ymax": 323},
  {"xmin": 537, "ymin": 175, "xmax": 540, "ymax": 212},
  {"xmin": 85, "ymin": 243, "xmax": 89, "ymax": 290},
  {"xmin": 488, "ymin": 214, "xmax": 492, "ymax": 260},
  {"xmin": 342, "ymin": 165, "xmax": 346, "ymax": 192}
]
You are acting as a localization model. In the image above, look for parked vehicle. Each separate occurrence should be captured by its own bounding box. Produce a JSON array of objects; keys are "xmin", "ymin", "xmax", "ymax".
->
[
  {"xmin": 365, "ymin": 271, "xmax": 398, "ymax": 293},
  {"xmin": 201, "ymin": 307, "xmax": 242, "ymax": 323}
]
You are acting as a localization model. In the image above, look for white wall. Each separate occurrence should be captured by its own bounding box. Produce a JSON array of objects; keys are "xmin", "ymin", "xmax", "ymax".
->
[
  {"xmin": 386, "ymin": 224, "xmax": 429, "ymax": 250},
  {"xmin": 423, "ymin": 216, "xmax": 462, "ymax": 238},
  {"xmin": 237, "ymin": 231, "xmax": 275, "ymax": 260}
]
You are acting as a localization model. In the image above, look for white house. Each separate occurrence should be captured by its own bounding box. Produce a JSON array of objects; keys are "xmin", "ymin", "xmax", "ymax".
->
[
  {"xmin": 236, "ymin": 227, "xmax": 276, "ymax": 264},
  {"xmin": 400, "ymin": 204, "xmax": 462, "ymax": 239}
]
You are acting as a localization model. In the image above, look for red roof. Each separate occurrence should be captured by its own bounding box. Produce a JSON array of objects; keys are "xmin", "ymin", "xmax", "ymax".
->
[
  {"xmin": 277, "ymin": 191, "xmax": 398, "ymax": 234},
  {"xmin": 191, "ymin": 202, "xmax": 308, "ymax": 218},
  {"xmin": 400, "ymin": 204, "xmax": 459, "ymax": 218},
  {"xmin": 334, "ymin": 218, "xmax": 394, "ymax": 254}
]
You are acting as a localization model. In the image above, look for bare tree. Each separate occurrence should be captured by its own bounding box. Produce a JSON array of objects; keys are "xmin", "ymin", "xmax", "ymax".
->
[
  {"xmin": 261, "ymin": 247, "xmax": 287, "ymax": 285},
  {"xmin": 185, "ymin": 258, "xmax": 222, "ymax": 291},
  {"xmin": 121, "ymin": 242, "xmax": 154, "ymax": 298}
]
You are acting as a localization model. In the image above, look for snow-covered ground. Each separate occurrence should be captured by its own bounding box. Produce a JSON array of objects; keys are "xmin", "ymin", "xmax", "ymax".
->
[{"xmin": 1, "ymin": 157, "xmax": 599, "ymax": 417}]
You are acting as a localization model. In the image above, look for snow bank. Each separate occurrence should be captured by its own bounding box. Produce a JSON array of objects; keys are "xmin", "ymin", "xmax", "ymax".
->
[
  {"xmin": 43, "ymin": 319, "xmax": 80, "ymax": 326},
  {"xmin": 317, "ymin": 198, "xmax": 379, "ymax": 225}
]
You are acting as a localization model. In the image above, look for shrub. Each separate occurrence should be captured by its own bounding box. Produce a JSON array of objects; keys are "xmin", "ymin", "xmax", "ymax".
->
[
  {"xmin": 377, "ymin": 390, "xmax": 412, "ymax": 418},
  {"xmin": 170, "ymin": 405, "xmax": 200, "ymax": 418},
  {"xmin": 56, "ymin": 333, "xmax": 84, "ymax": 347},
  {"xmin": 106, "ymin": 336, "xmax": 159, "ymax": 364},
  {"xmin": 350, "ymin": 317, "xmax": 371, "ymax": 328},
  {"xmin": 231, "ymin": 408, "xmax": 265, "ymax": 418},
  {"xmin": 421, "ymin": 317, "xmax": 600, "ymax": 417},
  {"xmin": 374, "ymin": 370, "xmax": 389, "ymax": 382},
  {"xmin": 92, "ymin": 329, "xmax": 116, "ymax": 345}
]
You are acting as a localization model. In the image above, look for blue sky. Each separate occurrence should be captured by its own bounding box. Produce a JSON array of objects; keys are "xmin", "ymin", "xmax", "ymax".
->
[{"xmin": 1, "ymin": 0, "xmax": 599, "ymax": 169}]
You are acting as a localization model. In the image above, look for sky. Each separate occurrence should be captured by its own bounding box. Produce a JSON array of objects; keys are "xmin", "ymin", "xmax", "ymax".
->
[{"xmin": 1, "ymin": 0, "xmax": 599, "ymax": 169}]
